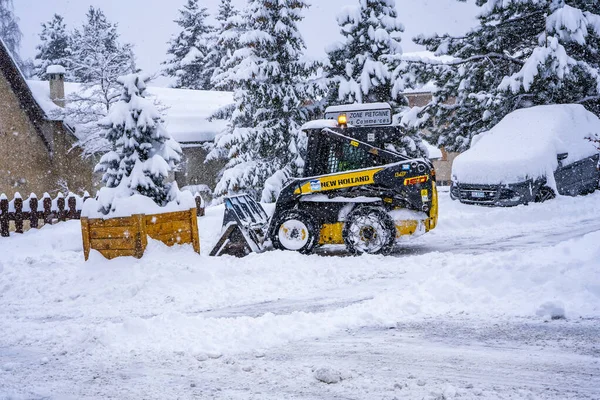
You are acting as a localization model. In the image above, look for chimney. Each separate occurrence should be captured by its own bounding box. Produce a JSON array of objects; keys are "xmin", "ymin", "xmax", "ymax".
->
[{"xmin": 46, "ymin": 65, "xmax": 66, "ymax": 107}]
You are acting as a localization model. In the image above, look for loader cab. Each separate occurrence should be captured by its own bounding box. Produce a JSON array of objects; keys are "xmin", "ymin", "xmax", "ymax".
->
[{"xmin": 302, "ymin": 103, "xmax": 410, "ymax": 177}]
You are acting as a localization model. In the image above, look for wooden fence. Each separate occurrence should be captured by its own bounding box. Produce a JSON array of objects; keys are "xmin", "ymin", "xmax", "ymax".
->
[{"xmin": 0, "ymin": 191, "xmax": 205, "ymax": 238}]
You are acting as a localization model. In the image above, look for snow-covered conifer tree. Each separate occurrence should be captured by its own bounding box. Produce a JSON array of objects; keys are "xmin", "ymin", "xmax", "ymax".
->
[
  {"xmin": 206, "ymin": 0, "xmax": 239, "ymax": 92},
  {"xmin": 33, "ymin": 14, "xmax": 72, "ymax": 80},
  {"xmin": 95, "ymin": 74, "xmax": 182, "ymax": 213},
  {"xmin": 325, "ymin": 0, "xmax": 405, "ymax": 107},
  {"xmin": 324, "ymin": 0, "xmax": 426, "ymax": 158},
  {"xmin": 0, "ymin": 0, "xmax": 25, "ymax": 70},
  {"xmin": 62, "ymin": 6, "xmax": 136, "ymax": 155},
  {"xmin": 209, "ymin": 0, "xmax": 321, "ymax": 201},
  {"xmin": 164, "ymin": 0, "xmax": 214, "ymax": 90},
  {"xmin": 407, "ymin": 0, "xmax": 600, "ymax": 152}
]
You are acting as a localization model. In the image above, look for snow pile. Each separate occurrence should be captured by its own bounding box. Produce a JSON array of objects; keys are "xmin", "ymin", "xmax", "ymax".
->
[
  {"xmin": 452, "ymin": 104, "xmax": 600, "ymax": 185},
  {"xmin": 314, "ymin": 367, "xmax": 344, "ymax": 384},
  {"xmin": 82, "ymin": 190, "xmax": 196, "ymax": 219},
  {"xmin": 1, "ymin": 191, "xmax": 599, "ymax": 400},
  {"xmin": 2, "ymin": 192, "xmax": 600, "ymax": 358},
  {"xmin": 45, "ymin": 65, "xmax": 66, "ymax": 74},
  {"xmin": 536, "ymin": 301, "xmax": 566, "ymax": 320},
  {"xmin": 422, "ymin": 139, "xmax": 442, "ymax": 159}
]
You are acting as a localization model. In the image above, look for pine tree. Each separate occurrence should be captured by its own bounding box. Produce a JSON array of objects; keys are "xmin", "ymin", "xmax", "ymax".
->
[
  {"xmin": 33, "ymin": 14, "xmax": 72, "ymax": 80},
  {"xmin": 62, "ymin": 6, "xmax": 136, "ymax": 155},
  {"xmin": 406, "ymin": 0, "xmax": 600, "ymax": 152},
  {"xmin": 324, "ymin": 0, "xmax": 425, "ymax": 158},
  {"xmin": 325, "ymin": 0, "xmax": 405, "ymax": 107},
  {"xmin": 0, "ymin": 0, "xmax": 24, "ymax": 71},
  {"xmin": 95, "ymin": 74, "xmax": 182, "ymax": 213},
  {"xmin": 206, "ymin": 0, "xmax": 239, "ymax": 91},
  {"xmin": 209, "ymin": 0, "xmax": 322, "ymax": 201},
  {"xmin": 164, "ymin": 0, "xmax": 214, "ymax": 90}
]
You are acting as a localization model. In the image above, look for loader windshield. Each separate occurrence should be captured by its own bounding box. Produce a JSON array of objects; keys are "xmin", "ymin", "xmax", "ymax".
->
[
  {"xmin": 304, "ymin": 128, "xmax": 391, "ymax": 177},
  {"xmin": 325, "ymin": 141, "xmax": 370, "ymax": 174}
]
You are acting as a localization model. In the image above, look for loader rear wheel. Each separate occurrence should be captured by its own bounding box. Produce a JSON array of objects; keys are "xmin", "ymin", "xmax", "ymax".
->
[
  {"xmin": 271, "ymin": 210, "xmax": 318, "ymax": 254},
  {"xmin": 343, "ymin": 206, "xmax": 396, "ymax": 255}
]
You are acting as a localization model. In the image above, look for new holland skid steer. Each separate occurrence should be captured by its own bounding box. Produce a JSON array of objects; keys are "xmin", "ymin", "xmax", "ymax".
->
[{"xmin": 210, "ymin": 103, "xmax": 438, "ymax": 257}]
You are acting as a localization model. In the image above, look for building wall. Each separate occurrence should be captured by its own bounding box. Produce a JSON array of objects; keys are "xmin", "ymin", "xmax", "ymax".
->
[
  {"xmin": 175, "ymin": 145, "xmax": 226, "ymax": 194},
  {"xmin": 0, "ymin": 70, "xmax": 55, "ymax": 195},
  {"xmin": 47, "ymin": 121, "xmax": 95, "ymax": 193},
  {"xmin": 405, "ymin": 92, "xmax": 457, "ymax": 186},
  {"xmin": 433, "ymin": 150, "xmax": 460, "ymax": 186},
  {"xmin": 0, "ymin": 71, "xmax": 93, "ymax": 196}
]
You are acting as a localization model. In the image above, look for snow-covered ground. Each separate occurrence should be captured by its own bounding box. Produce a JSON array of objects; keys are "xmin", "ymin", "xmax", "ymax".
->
[{"xmin": 1, "ymin": 191, "xmax": 599, "ymax": 399}]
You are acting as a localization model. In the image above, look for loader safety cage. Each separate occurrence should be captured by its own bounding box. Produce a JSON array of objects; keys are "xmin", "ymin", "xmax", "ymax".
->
[{"xmin": 304, "ymin": 126, "xmax": 411, "ymax": 177}]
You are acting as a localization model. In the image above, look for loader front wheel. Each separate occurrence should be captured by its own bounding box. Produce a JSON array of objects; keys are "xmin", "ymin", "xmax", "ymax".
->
[
  {"xmin": 343, "ymin": 206, "xmax": 396, "ymax": 255},
  {"xmin": 271, "ymin": 210, "xmax": 318, "ymax": 254}
]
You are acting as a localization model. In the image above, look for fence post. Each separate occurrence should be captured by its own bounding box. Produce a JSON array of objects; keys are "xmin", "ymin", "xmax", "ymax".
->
[
  {"xmin": 134, "ymin": 214, "xmax": 147, "ymax": 259},
  {"xmin": 29, "ymin": 193, "xmax": 39, "ymax": 229},
  {"xmin": 67, "ymin": 193, "xmax": 77, "ymax": 220},
  {"xmin": 195, "ymin": 193, "xmax": 205, "ymax": 217},
  {"xmin": 14, "ymin": 193, "xmax": 23, "ymax": 234},
  {"xmin": 81, "ymin": 217, "xmax": 91, "ymax": 261},
  {"xmin": 0, "ymin": 194, "xmax": 8, "ymax": 237},
  {"xmin": 43, "ymin": 193, "xmax": 52, "ymax": 225},
  {"xmin": 57, "ymin": 192, "xmax": 66, "ymax": 222},
  {"xmin": 189, "ymin": 208, "xmax": 201, "ymax": 254},
  {"xmin": 80, "ymin": 191, "xmax": 90, "ymax": 219}
]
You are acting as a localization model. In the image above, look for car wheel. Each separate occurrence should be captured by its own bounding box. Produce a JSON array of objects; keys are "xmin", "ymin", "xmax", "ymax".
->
[
  {"xmin": 271, "ymin": 210, "xmax": 318, "ymax": 254},
  {"xmin": 343, "ymin": 206, "xmax": 396, "ymax": 255},
  {"xmin": 534, "ymin": 186, "xmax": 556, "ymax": 203}
]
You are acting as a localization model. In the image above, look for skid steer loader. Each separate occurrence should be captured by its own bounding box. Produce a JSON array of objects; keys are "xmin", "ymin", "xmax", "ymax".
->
[{"xmin": 210, "ymin": 103, "xmax": 438, "ymax": 257}]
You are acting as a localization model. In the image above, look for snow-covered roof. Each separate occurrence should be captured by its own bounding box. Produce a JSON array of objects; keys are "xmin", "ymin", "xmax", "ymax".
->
[
  {"xmin": 453, "ymin": 104, "xmax": 600, "ymax": 185},
  {"xmin": 26, "ymin": 80, "xmax": 233, "ymax": 144}
]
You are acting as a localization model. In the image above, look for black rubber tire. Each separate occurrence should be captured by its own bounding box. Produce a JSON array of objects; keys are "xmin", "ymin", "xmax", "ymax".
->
[
  {"xmin": 534, "ymin": 186, "xmax": 556, "ymax": 203},
  {"xmin": 342, "ymin": 206, "xmax": 396, "ymax": 256},
  {"xmin": 270, "ymin": 210, "xmax": 318, "ymax": 254}
]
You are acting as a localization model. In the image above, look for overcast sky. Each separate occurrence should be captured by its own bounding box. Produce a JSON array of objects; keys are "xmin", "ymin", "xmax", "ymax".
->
[{"xmin": 14, "ymin": 0, "xmax": 478, "ymax": 81}]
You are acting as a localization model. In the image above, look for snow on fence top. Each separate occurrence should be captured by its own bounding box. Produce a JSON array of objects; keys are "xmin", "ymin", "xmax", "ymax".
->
[
  {"xmin": 452, "ymin": 104, "xmax": 600, "ymax": 185},
  {"xmin": 26, "ymin": 80, "xmax": 233, "ymax": 144}
]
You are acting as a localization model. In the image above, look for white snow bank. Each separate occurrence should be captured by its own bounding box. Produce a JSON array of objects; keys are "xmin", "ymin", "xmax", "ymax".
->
[
  {"xmin": 1, "ymin": 192, "xmax": 599, "ymax": 363},
  {"xmin": 453, "ymin": 104, "xmax": 600, "ymax": 185},
  {"xmin": 26, "ymin": 80, "xmax": 233, "ymax": 143}
]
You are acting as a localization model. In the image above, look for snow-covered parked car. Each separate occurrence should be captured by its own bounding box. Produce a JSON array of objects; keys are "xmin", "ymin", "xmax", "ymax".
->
[{"xmin": 450, "ymin": 104, "xmax": 600, "ymax": 206}]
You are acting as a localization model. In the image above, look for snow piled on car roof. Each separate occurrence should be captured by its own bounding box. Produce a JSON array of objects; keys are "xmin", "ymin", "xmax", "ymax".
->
[{"xmin": 453, "ymin": 104, "xmax": 600, "ymax": 185}]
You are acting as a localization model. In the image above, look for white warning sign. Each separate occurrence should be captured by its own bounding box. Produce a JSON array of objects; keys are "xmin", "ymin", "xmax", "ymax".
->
[{"xmin": 324, "ymin": 104, "xmax": 392, "ymax": 127}]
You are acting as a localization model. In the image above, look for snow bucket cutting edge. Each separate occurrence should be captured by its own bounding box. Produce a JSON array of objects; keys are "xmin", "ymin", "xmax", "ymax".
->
[{"xmin": 209, "ymin": 194, "xmax": 270, "ymax": 257}]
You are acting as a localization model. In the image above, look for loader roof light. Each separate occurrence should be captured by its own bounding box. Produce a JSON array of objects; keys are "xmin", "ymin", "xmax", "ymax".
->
[{"xmin": 337, "ymin": 113, "xmax": 348, "ymax": 126}]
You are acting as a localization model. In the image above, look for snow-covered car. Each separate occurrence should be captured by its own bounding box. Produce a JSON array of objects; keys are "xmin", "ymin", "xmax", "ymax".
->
[{"xmin": 450, "ymin": 104, "xmax": 600, "ymax": 206}]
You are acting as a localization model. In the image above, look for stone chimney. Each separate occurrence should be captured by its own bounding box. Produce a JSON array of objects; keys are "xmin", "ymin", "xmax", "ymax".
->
[{"xmin": 46, "ymin": 65, "xmax": 66, "ymax": 107}]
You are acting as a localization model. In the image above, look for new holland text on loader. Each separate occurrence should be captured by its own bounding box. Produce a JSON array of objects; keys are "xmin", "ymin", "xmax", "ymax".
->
[{"xmin": 210, "ymin": 103, "xmax": 438, "ymax": 257}]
